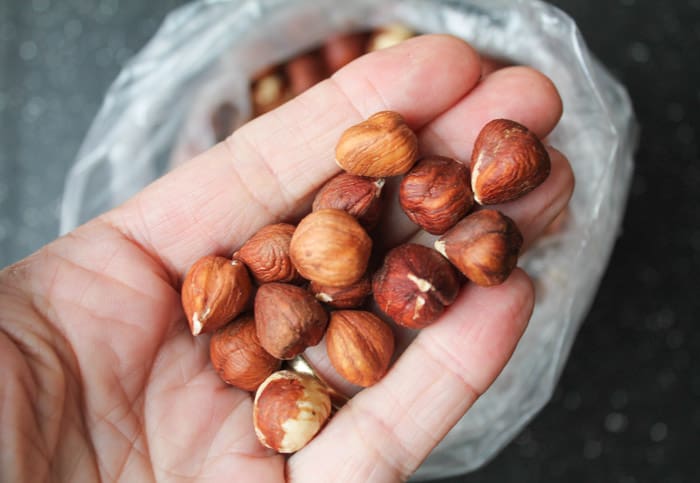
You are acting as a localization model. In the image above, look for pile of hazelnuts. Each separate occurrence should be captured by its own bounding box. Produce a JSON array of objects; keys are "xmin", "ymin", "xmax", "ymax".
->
[{"xmin": 180, "ymin": 108, "xmax": 551, "ymax": 453}]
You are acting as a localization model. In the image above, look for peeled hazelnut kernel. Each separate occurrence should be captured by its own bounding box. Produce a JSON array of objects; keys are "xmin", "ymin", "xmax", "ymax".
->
[
  {"xmin": 209, "ymin": 314, "xmax": 281, "ymax": 392},
  {"xmin": 290, "ymin": 209, "xmax": 372, "ymax": 287},
  {"xmin": 255, "ymin": 283, "xmax": 328, "ymax": 360},
  {"xmin": 234, "ymin": 223, "xmax": 300, "ymax": 284},
  {"xmin": 251, "ymin": 69, "xmax": 291, "ymax": 116},
  {"xmin": 253, "ymin": 370, "xmax": 331, "ymax": 453},
  {"xmin": 366, "ymin": 23, "xmax": 415, "ymax": 52},
  {"xmin": 372, "ymin": 243, "xmax": 460, "ymax": 329},
  {"xmin": 309, "ymin": 274, "xmax": 372, "ymax": 309},
  {"xmin": 471, "ymin": 118, "xmax": 551, "ymax": 205},
  {"xmin": 312, "ymin": 173, "xmax": 385, "ymax": 229},
  {"xmin": 335, "ymin": 111, "xmax": 419, "ymax": 178},
  {"xmin": 326, "ymin": 310, "xmax": 395, "ymax": 387},
  {"xmin": 399, "ymin": 155, "xmax": 474, "ymax": 235},
  {"xmin": 435, "ymin": 209, "xmax": 523, "ymax": 287},
  {"xmin": 181, "ymin": 256, "xmax": 252, "ymax": 336},
  {"xmin": 322, "ymin": 32, "xmax": 368, "ymax": 72}
]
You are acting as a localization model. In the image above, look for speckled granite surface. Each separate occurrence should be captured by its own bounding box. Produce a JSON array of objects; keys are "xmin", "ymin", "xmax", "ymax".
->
[{"xmin": 1, "ymin": 1, "xmax": 698, "ymax": 482}]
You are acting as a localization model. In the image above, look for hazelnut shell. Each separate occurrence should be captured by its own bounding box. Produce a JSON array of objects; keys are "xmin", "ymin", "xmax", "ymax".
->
[
  {"xmin": 372, "ymin": 243, "xmax": 460, "ymax": 329},
  {"xmin": 335, "ymin": 111, "xmax": 418, "ymax": 177},
  {"xmin": 255, "ymin": 283, "xmax": 328, "ymax": 360},
  {"xmin": 326, "ymin": 310, "xmax": 395, "ymax": 387},
  {"xmin": 435, "ymin": 209, "xmax": 523, "ymax": 286},
  {"xmin": 399, "ymin": 155, "xmax": 474, "ymax": 235},
  {"xmin": 253, "ymin": 370, "xmax": 331, "ymax": 453},
  {"xmin": 471, "ymin": 118, "xmax": 551, "ymax": 205},
  {"xmin": 209, "ymin": 314, "xmax": 281, "ymax": 392},
  {"xmin": 181, "ymin": 256, "xmax": 252, "ymax": 336}
]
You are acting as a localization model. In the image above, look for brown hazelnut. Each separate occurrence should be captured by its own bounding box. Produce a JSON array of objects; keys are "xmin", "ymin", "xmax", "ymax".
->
[
  {"xmin": 309, "ymin": 273, "xmax": 372, "ymax": 309},
  {"xmin": 435, "ymin": 209, "xmax": 523, "ymax": 286},
  {"xmin": 312, "ymin": 173, "xmax": 385, "ymax": 229},
  {"xmin": 335, "ymin": 111, "xmax": 418, "ymax": 177},
  {"xmin": 234, "ymin": 223, "xmax": 300, "ymax": 284},
  {"xmin": 399, "ymin": 155, "xmax": 474, "ymax": 235},
  {"xmin": 209, "ymin": 314, "xmax": 281, "ymax": 392},
  {"xmin": 326, "ymin": 310, "xmax": 394, "ymax": 387},
  {"xmin": 284, "ymin": 49, "xmax": 328, "ymax": 96},
  {"xmin": 181, "ymin": 256, "xmax": 252, "ymax": 336},
  {"xmin": 289, "ymin": 209, "xmax": 372, "ymax": 287},
  {"xmin": 251, "ymin": 68, "xmax": 291, "ymax": 116},
  {"xmin": 255, "ymin": 283, "xmax": 328, "ymax": 360},
  {"xmin": 471, "ymin": 119, "xmax": 551, "ymax": 205},
  {"xmin": 372, "ymin": 244, "xmax": 460, "ymax": 329},
  {"xmin": 366, "ymin": 24, "xmax": 415, "ymax": 52},
  {"xmin": 253, "ymin": 370, "xmax": 331, "ymax": 453},
  {"xmin": 322, "ymin": 32, "xmax": 368, "ymax": 72}
]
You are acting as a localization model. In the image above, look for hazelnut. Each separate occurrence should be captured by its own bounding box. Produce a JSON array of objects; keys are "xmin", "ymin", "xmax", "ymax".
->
[
  {"xmin": 372, "ymin": 244, "xmax": 460, "ymax": 329},
  {"xmin": 181, "ymin": 256, "xmax": 252, "ymax": 336},
  {"xmin": 326, "ymin": 310, "xmax": 395, "ymax": 387},
  {"xmin": 309, "ymin": 273, "xmax": 372, "ymax": 309},
  {"xmin": 209, "ymin": 314, "xmax": 280, "ymax": 392},
  {"xmin": 251, "ymin": 68, "xmax": 291, "ymax": 116},
  {"xmin": 284, "ymin": 49, "xmax": 328, "ymax": 96},
  {"xmin": 366, "ymin": 24, "xmax": 415, "ymax": 52},
  {"xmin": 435, "ymin": 209, "xmax": 523, "ymax": 286},
  {"xmin": 234, "ymin": 223, "xmax": 300, "ymax": 284},
  {"xmin": 253, "ymin": 370, "xmax": 331, "ymax": 453},
  {"xmin": 289, "ymin": 209, "xmax": 372, "ymax": 287},
  {"xmin": 322, "ymin": 32, "xmax": 368, "ymax": 72},
  {"xmin": 312, "ymin": 173, "xmax": 385, "ymax": 229},
  {"xmin": 335, "ymin": 111, "xmax": 418, "ymax": 177},
  {"xmin": 471, "ymin": 119, "xmax": 551, "ymax": 205},
  {"xmin": 255, "ymin": 283, "xmax": 328, "ymax": 360},
  {"xmin": 399, "ymin": 155, "xmax": 474, "ymax": 235}
]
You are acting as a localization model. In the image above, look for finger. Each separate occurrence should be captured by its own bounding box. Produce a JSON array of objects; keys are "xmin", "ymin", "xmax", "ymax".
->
[
  {"xmin": 104, "ymin": 35, "xmax": 483, "ymax": 278},
  {"xmin": 289, "ymin": 269, "xmax": 534, "ymax": 481},
  {"xmin": 378, "ymin": 65, "xmax": 565, "ymax": 247}
]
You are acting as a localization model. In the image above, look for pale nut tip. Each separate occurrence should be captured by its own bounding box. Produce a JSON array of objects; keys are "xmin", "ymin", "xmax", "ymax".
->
[{"xmin": 434, "ymin": 240, "xmax": 447, "ymax": 258}]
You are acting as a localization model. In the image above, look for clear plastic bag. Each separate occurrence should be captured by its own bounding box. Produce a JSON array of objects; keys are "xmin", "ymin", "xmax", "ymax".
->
[{"xmin": 59, "ymin": 0, "xmax": 637, "ymax": 479}]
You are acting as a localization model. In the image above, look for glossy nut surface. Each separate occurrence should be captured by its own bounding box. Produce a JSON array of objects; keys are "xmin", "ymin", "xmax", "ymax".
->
[
  {"xmin": 255, "ymin": 283, "xmax": 328, "ymax": 360},
  {"xmin": 234, "ymin": 223, "xmax": 300, "ymax": 284},
  {"xmin": 435, "ymin": 209, "xmax": 523, "ymax": 286},
  {"xmin": 312, "ymin": 173, "xmax": 385, "ymax": 229},
  {"xmin": 399, "ymin": 155, "xmax": 474, "ymax": 235},
  {"xmin": 372, "ymin": 243, "xmax": 460, "ymax": 329},
  {"xmin": 326, "ymin": 310, "xmax": 394, "ymax": 387},
  {"xmin": 335, "ymin": 111, "xmax": 418, "ymax": 177},
  {"xmin": 471, "ymin": 119, "xmax": 550, "ymax": 205},
  {"xmin": 209, "ymin": 314, "xmax": 280, "ymax": 392},
  {"xmin": 253, "ymin": 370, "xmax": 331, "ymax": 453},
  {"xmin": 181, "ymin": 256, "xmax": 252, "ymax": 336},
  {"xmin": 309, "ymin": 274, "xmax": 372, "ymax": 309},
  {"xmin": 290, "ymin": 209, "xmax": 372, "ymax": 287}
]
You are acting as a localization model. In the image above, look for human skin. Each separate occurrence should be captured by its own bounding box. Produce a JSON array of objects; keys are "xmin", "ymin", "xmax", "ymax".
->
[{"xmin": 0, "ymin": 35, "xmax": 572, "ymax": 482}]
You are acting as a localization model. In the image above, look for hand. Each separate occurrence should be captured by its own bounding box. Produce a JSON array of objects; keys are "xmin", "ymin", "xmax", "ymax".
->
[{"xmin": 0, "ymin": 35, "xmax": 573, "ymax": 482}]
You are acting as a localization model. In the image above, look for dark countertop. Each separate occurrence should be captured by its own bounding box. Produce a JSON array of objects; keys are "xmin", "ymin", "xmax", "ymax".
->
[{"xmin": 1, "ymin": 1, "xmax": 698, "ymax": 482}]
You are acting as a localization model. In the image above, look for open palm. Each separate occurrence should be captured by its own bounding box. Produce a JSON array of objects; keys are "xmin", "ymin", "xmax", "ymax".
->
[{"xmin": 0, "ymin": 36, "xmax": 573, "ymax": 482}]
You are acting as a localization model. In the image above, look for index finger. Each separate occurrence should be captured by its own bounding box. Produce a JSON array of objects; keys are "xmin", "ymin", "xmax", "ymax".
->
[{"xmin": 105, "ymin": 35, "xmax": 483, "ymax": 278}]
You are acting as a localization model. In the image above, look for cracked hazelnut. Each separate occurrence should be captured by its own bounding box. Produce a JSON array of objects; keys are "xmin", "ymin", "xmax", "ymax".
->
[
  {"xmin": 312, "ymin": 173, "xmax": 385, "ymax": 229},
  {"xmin": 335, "ymin": 111, "xmax": 418, "ymax": 177},
  {"xmin": 255, "ymin": 283, "xmax": 328, "ymax": 360},
  {"xmin": 435, "ymin": 209, "xmax": 523, "ymax": 286},
  {"xmin": 471, "ymin": 119, "xmax": 551, "ymax": 205},
  {"xmin": 290, "ymin": 209, "xmax": 372, "ymax": 287},
  {"xmin": 253, "ymin": 370, "xmax": 331, "ymax": 453},
  {"xmin": 234, "ymin": 223, "xmax": 300, "ymax": 284},
  {"xmin": 372, "ymin": 243, "xmax": 460, "ymax": 329},
  {"xmin": 326, "ymin": 310, "xmax": 394, "ymax": 387},
  {"xmin": 309, "ymin": 273, "xmax": 372, "ymax": 309},
  {"xmin": 399, "ymin": 155, "xmax": 474, "ymax": 235},
  {"xmin": 181, "ymin": 256, "xmax": 252, "ymax": 336},
  {"xmin": 209, "ymin": 314, "xmax": 280, "ymax": 392}
]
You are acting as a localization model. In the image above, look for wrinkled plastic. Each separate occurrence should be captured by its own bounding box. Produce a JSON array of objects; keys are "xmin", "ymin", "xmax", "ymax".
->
[{"xmin": 60, "ymin": 0, "xmax": 636, "ymax": 479}]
